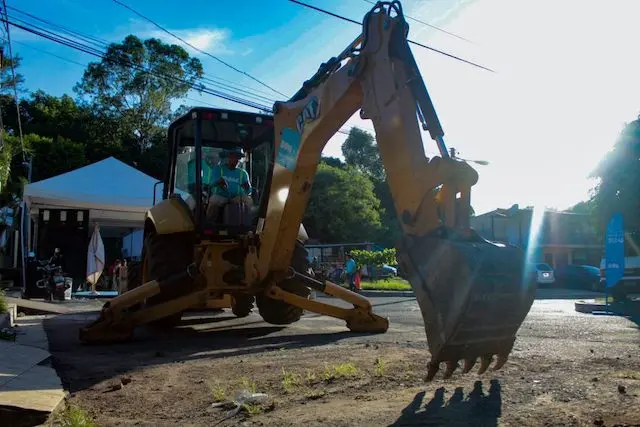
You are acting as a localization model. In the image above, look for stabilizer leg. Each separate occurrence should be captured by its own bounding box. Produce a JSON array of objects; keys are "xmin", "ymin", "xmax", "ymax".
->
[
  {"xmin": 79, "ymin": 266, "xmax": 199, "ymax": 344},
  {"xmin": 266, "ymin": 273, "xmax": 389, "ymax": 333}
]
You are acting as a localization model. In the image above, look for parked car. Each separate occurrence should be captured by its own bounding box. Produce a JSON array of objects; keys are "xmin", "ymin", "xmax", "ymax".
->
[
  {"xmin": 554, "ymin": 264, "xmax": 600, "ymax": 290},
  {"xmin": 527, "ymin": 263, "xmax": 555, "ymax": 286},
  {"xmin": 381, "ymin": 264, "xmax": 397, "ymax": 277},
  {"xmin": 361, "ymin": 264, "xmax": 397, "ymax": 279}
]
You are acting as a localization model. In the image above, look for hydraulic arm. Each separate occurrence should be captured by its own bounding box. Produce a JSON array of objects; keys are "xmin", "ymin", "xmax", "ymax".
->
[{"xmin": 256, "ymin": 1, "xmax": 535, "ymax": 380}]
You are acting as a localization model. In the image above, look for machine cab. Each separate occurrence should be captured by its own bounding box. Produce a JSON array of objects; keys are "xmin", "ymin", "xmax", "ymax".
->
[{"xmin": 165, "ymin": 108, "xmax": 275, "ymax": 237}]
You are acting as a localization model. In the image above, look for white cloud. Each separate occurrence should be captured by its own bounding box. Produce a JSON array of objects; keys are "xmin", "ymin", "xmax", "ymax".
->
[{"xmin": 147, "ymin": 27, "xmax": 233, "ymax": 55}]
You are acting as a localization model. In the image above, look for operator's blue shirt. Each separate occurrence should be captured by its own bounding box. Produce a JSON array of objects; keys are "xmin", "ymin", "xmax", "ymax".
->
[
  {"xmin": 210, "ymin": 163, "xmax": 252, "ymax": 198},
  {"xmin": 345, "ymin": 258, "xmax": 357, "ymax": 274}
]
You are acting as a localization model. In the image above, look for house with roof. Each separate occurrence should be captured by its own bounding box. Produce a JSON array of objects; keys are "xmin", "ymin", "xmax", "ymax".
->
[{"xmin": 471, "ymin": 204, "xmax": 603, "ymax": 269}]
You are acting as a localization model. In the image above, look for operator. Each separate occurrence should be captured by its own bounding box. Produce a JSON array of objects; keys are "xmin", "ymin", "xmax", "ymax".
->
[{"xmin": 206, "ymin": 147, "xmax": 253, "ymax": 219}]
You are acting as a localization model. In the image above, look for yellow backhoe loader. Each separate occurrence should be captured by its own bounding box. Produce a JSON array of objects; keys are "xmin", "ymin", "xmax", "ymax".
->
[{"xmin": 80, "ymin": 0, "xmax": 536, "ymax": 381}]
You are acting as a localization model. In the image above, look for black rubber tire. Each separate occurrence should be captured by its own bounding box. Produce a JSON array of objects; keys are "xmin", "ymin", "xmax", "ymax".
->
[
  {"xmin": 231, "ymin": 294, "xmax": 254, "ymax": 318},
  {"xmin": 141, "ymin": 231, "xmax": 194, "ymax": 330},
  {"xmin": 256, "ymin": 241, "xmax": 312, "ymax": 325}
]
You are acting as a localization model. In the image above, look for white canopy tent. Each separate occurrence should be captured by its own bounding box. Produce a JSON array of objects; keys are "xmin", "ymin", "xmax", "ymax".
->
[
  {"xmin": 24, "ymin": 157, "xmax": 164, "ymax": 228},
  {"xmin": 22, "ymin": 157, "xmax": 164, "ymax": 257}
]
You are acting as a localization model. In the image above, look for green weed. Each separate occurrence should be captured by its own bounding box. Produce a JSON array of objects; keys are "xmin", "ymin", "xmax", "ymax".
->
[
  {"xmin": 209, "ymin": 383, "xmax": 226, "ymax": 402},
  {"xmin": 57, "ymin": 405, "xmax": 97, "ymax": 427},
  {"xmin": 322, "ymin": 362, "xmax": 358, "ymax": 381},
  {"xmin": 374, "ymin": 357, "xmax": 386, "ymax": 376},
  {"xmin": 281, "ymin": 368, "xmax": 301, "ymax": 393}
]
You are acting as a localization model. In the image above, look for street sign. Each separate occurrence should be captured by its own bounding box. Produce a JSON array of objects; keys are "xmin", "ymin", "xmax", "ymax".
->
[{"xmin": 605, "ymin": 213, "xmax": 625, "ymax": 288}]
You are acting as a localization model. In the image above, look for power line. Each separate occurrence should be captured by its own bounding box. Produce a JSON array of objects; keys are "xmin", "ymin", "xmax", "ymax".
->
[
  {"xmin": 2, "ymin": 17, "xmax": 273, "ymax": 112},
  {"xmin": 10, "ymin": 36, "xmax": 372, "ymax": 149},
  {"xmin": 5, "ymin": 14, "xmax": 379, "ymax": 140},
  {"xmin": 2, "ymin": 12, "xmax": 274, "ymax": 111},
  {"xmin": 287, "ymin": 0, "xmax": 494, "ymax": 73},
  {"xmin": 111, "ymin": 0, "xmax": 289, "ymax": 98},
  {"xmin": 360, "ymin": 0, "xmax": 475, "ymax": 44},
  {"xmin": 8, "ymin": 39, "xmax": 239, "ymax": 112},
  {"xmin": 7, "ymin": 6, "xmax": 280, "ymax": 106}
]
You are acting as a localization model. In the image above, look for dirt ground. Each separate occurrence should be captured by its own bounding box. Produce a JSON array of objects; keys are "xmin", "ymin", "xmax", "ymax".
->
[{"xmin": 42, "ymin": 296, "xmax": 640, "ymax": 427}]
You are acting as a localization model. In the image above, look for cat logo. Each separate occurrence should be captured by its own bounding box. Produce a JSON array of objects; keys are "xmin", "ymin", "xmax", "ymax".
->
[{"xmin": 296, "ymin": 96, "xmax": 320, "ymax": 135}]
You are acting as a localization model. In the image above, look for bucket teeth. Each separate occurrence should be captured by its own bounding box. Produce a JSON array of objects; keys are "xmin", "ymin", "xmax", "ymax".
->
[
  {"xmin": 462, "ymin": 358, "xmax": 477, "ymax": 373},
  {"xmin": 398, "ymin": 231, "xmax": 536, "ymax": 384},
  {"xmin": 477, "ymin": 355, "xmax": 493, "ymax": 375},
  {"xmin": 425, "ymin": 361, "xmax": 440, "ymax": 382},
  {"xmin": 443, "ymin": 360, "xmax": 458, "ymax": 379}
]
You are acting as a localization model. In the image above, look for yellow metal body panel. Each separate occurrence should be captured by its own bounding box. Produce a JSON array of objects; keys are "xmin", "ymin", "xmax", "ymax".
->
[{"xmin": 146, "ymin": 197, "xmax": 195, "ymax": 235}]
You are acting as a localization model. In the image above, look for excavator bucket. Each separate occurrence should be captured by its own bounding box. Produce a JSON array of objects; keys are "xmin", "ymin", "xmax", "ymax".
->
[{"xmin": 397, "ymin": 231, "xmax": 536, "ymax": 381}]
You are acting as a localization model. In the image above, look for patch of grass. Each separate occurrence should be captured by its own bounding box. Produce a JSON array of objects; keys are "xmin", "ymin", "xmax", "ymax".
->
[
  {"xmin": 360, "ymin": 278, "xmax": 411, "ymax": 291},
  {"xmin": 209, "ymin": 382, "xmax": 226, "ymax": 402},
  {"xmin": 322, "ymin": 362, "xmax": 358, "ymax": 381},
  {"xmin": 306, "ymin": 369, "xmax": 317, "ymax": 385},
  {"xmin": 57, "ymin": 405, "xmax": 97, "ymax": 427},
  {"xmin": 243, "ymin": 403, "xmax": 263, "ymax": 416},
  {"xmin": 281, "ymin": 368, "xmax": 301, "ymax": 393},
  {"xmin": 374, "ymin": 357, "xmax": 386, "ymax": 377},
  {"xmin": 239, "ymin": 376, "xmax": 257, "ymax": 393}
]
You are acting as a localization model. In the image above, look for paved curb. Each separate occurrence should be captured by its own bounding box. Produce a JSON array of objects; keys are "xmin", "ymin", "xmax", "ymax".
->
[
  {"xmin": 0, "ymin": 315, "xmax": 67, "ymax": 425},
  {"xmin": 359, "ymin": 290, "xmax": 415, "ymax": 298}
]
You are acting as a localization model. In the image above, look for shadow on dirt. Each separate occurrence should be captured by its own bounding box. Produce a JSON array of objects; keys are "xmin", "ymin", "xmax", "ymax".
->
[
  {"xmin": 42, "ymin": 311, "xmax": 374, "ymax": 394},
  {"xmin": 389, "ymin": 379, "xmax": 502, "ymax": 427}
]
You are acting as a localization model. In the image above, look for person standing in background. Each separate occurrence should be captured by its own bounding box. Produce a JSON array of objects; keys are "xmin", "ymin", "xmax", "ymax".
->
[{"xmin": 345, "ymin": 253, "xmax": 357, "ymax": 292}]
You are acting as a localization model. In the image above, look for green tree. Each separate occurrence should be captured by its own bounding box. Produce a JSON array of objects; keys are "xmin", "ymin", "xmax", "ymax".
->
[
  {"xmin": 303, "ymin": 163, "xmax": 383, "ymax": 243},
  {"xmin": 321, "ymin": 156, "xmax": 346, "ymax": 169},
  {"xmin": 74, "ymin": 35, "xmax": 204, "ymax": 152},
  {"xmin": 341, "ymin": 127, "xmax": 384, "ymax": 181},
  {"xmin": 0, "ymin": 54, "xmax": 25, "ymax": 95},
  {"xmin": 590, "ymin": 117, "xmax": 640, "ymax": 233},
  {"xmin": 18, "ymin": 134, "xmax": 87, "ymax": 182}
]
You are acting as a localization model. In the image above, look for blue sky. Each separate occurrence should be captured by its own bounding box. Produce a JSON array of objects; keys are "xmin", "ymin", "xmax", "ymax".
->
[{"xmin": 8, "ymin": 0, "xmax": 640, "ymax": 214}]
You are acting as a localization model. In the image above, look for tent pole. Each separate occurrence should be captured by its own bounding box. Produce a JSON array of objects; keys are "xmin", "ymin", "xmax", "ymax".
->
[{"xmin": 19, "ymin": 201, "xmax": 26, "ymax": 292}]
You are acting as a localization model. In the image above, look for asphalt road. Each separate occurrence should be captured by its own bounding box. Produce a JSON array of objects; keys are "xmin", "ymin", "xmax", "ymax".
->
[
  {"xmin": 44, "ymin": 287, "xmax": 639, "ymax": 362},
  {"xmin": 292, "ymin": 289, "xmax": 639, "ymax": 360}
]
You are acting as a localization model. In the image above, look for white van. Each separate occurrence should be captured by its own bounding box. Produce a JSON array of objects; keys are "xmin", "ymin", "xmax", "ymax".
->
[{"xmin": 527, "ymin": 262, "xmax": 555, "ymax": 285}]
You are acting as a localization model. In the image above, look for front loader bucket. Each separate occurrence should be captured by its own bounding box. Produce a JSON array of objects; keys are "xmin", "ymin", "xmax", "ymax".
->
[{"xmin": 397, "ymin": 230, "xmax": 535, "ymax": 380}]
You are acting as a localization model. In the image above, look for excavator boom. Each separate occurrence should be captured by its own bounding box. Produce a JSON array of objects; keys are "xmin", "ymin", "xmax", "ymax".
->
[{"xmin": 256, "ymin": 1, "xmax": 535, "ymax": 380}]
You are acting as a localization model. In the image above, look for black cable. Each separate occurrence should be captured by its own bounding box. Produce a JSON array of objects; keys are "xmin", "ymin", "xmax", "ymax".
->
[
  {"xmin": 6, "ymin": 14, "xmax": 374, "ymax": 136},
  {"xmin": 287, "ymin": 0, "xmax": 494, "ymax": 73},
  {"xmin": 111, "ymin": 0, "xmax": 289, "ymax": 98},
  {"xmin": 7, "ymin": 6, "xmax": 280, "ymax": 105},
  {"xmin": 3, "ymin": 11, "xmax": 276, "ymax": 109},
  {"xmin": 8, "ymin": 39, "xmax": 233, "ymax": 112},
  {"xmin": 7, "ymin": 5, "xmax": 110, "ymax": 49},
  {"xmin": 10, "ymin": 28, "xmax": 373, "ymax": 141},
  {"xmin": 3, "ymin": 18, "xmax": 273, "ymax": 112},
  {"xmin": 360, "ymin": 0, "xmax": 475, "ymax": 44}
]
